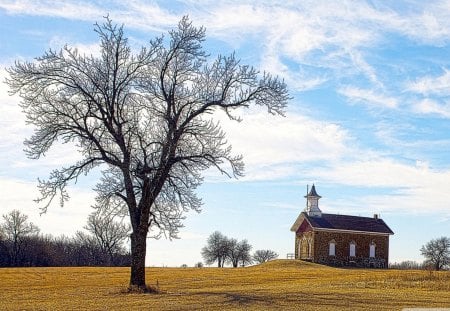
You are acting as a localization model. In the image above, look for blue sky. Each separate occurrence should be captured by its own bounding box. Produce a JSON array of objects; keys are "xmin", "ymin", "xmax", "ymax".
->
[{"xmin": 1, "ymin": 0, "xmax": 450, "ymax": 266}]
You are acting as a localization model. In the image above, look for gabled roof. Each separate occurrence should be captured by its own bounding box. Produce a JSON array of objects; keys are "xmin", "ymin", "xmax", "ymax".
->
[{"xmin": 291, "ymin": 212, "xmax": 394, "ymax": 235}]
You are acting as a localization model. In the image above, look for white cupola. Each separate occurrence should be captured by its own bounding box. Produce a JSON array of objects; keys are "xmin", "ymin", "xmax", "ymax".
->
[{"xmin": 304, "ymin": 184, "xmax": 322, "ymax": 217}]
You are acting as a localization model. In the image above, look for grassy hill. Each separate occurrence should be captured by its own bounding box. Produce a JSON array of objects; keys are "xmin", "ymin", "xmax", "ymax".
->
[{"xmin": 0, "ymin": 260, "xmax": 448, "ymax": 310}]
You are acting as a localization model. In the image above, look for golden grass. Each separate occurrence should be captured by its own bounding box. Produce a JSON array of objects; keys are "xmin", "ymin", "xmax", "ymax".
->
[{"xmin": 0, "ymin": 260, "xmax": 448, "ymax": 310}]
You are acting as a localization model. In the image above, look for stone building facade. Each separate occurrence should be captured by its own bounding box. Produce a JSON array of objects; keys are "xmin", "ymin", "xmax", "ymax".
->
[{"xmin": 290, "ymin": 185, "xmax": 393, "ymax": 268}]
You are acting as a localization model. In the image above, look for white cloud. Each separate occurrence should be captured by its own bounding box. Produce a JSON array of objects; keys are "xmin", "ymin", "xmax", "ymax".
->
[
  {"xmin": 0, "ymin": 0, "xmax": 179, "ymax": 31},
  {"xmin": 0, "ymin": 178, "xmax": 94, "ymax": 236},
  {"xmin": 407, "ymin": 69, "xmax": 450, "ymax": 96},
  {"xmin": 338, "ymin": 86, "xmax": 398, "ymax": 109},
  {"xmin": 412, "ymin": 98, "xmax": 450, "ymax": 118},
  {"xmin": 217, "ymin": 108, "xmax": 350, "ymax": 181},
  {"xmin": 311, "ymin": 157, "xmax": 450, "ymax": 214},
  {"xmin": 48, "ymin": 36, "xmax": 101, "ymax": 57},
  {"xmin": 0, "ymin": 0, "xmax": 104, "ymax": 21}
]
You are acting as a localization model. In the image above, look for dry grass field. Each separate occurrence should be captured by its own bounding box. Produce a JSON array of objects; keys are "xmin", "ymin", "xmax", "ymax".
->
[{"xmin": 0, "ymin": 260, "xmax": 449, "ymax": 310}]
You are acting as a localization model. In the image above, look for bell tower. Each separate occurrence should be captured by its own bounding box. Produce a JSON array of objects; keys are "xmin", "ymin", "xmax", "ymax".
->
[{"xmin": 304, "ymin": 184, "xmax": 322, "ymax": 217}]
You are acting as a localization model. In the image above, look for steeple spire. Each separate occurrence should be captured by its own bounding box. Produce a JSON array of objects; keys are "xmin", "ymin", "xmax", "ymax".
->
[{"xmin": 304, "ymin": 184, "xmax": 322, "ymax": 217}]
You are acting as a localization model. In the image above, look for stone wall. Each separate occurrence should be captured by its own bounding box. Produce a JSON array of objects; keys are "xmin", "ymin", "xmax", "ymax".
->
[
  {"xmin": 295, "ymin": 230, "xmax": 390, "ymax": 268},
  {"xmin": 313, "ymin": 231, "xmax": 389, "ymax": 268}
]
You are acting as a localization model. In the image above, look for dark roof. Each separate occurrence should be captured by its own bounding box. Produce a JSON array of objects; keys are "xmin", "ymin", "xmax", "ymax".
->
[
  {"xmin": 303, "ymin": 212, "xmax": 394, "ymax": 234},
  {"xmin": 305, "ymin": 184, "xmax": 321, "ymax": 198}
]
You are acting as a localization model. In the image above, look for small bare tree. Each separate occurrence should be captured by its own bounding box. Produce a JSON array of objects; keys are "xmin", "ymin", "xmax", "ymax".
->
[
  {"xmin": 253, "ymin": 249, "xmax": 278, "ymax": 264},
  {"xmin": 85, "ymin": 211, "xmax": 130, "ymax": 265},
  {"xmin": 227, "ymin": 238, "xmax": 252, "ymax": 267},
  {"xmin": 201, "ymin": 231, "xmax": 230, "ymax": 267},
  {"xmin": 237, "ymin": 240, "xmax": 253, "ymax": 267},
  {"xmin": 6, "ymin": 17, "xmax": 289, "ymax": 290},
  {"xmin": 420, "ymin": 237, "xmax": 450, "ymax": 271},
  {"xmin": 1, "ymin": 210, "xmax": 40, "ymax": 266}
]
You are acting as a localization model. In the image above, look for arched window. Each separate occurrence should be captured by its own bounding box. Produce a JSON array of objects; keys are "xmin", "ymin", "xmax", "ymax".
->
[
  {"xmin": 308, "ymin": 240, "xmax": 312, "ymax": 258},
  {"xmin": 329, "ymin": 240, "xmax": 336, "ymax": 256},
  {"xmin": 349, "ymin": 241, "xmax": 356, "ymax": 257},
  {"xmin": 369, "ymin": 242, "xmax": 376, "ymax": 258},
  {"xmin": 301, "ymin": 237, "xmax": 308, "ymax": 259}
]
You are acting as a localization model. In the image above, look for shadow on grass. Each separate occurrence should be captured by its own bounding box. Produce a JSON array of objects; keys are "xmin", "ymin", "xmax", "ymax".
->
[{"xmin": 194, "ymin": 291, "xmax": 275, "ymax": 307}]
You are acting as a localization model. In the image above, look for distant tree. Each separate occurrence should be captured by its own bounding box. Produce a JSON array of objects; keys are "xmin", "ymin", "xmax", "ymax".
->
[
  {"xmin": 7, "ymin": 16, "xmax": 289, "ymax": 290},
  {"xmin": 1, "ymin": 210, "xmax": 40, "ymax": 266},
  {"xmin": 227, "ymin": 238, "xmax": 252, "ymax": 267},
  {"xmin": 194, "ymin": 261, "xmax": 203, "ymax": 268},
  {"xmin": 201, "ymin": 231, "xmax": 230, "ymax": 267},
  {"xmin": 226, "ymin": 238, "xmax": 239, "ymax": 267},
  {"xmin": 72, "ymin": 231, "xmax": 106, "ymax": 266},
  {"xmin": 85, "ymin": 211, "xmax": 130, "ymax": 265},
  {"xmin": 420, "ymin": 237, "xmax": 450, "ymax": 271},
  {"xmin": 180, "ymin": 264, "xmax": 188, "ymax": 268},
  {"xmin": 253, "ymin": 249, "xmax": 278, "ymax": 264},
  {"xmin": 0, "ymin": 230, "xmax": 9, "ymax": 266},
  {"xmin": 236, "ymin": 240, "xmax": 253, "ymax": 267},
  {"xmin": 389, "ymin": 260, "xmax": 421, "ymax": 270}
]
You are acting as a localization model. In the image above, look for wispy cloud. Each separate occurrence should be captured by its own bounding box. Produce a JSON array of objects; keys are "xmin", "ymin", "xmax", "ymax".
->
[
  {"xmin": 338, "ymin": 86, "xmax": 399, "ymax": 109},
  {"xmin": 0, "ymin": 0, "xmax": 105, "ymax": 21},
  {"xmin": 310, "ymin": 157, "xmax": 450, "ymax": 214},
  {"xmin": 407, "ymin": 69, "xmax": 450, "ymax": 96},
  {"xmin": 412, "ymin": 98, "xmax": 450, "ymax": 118},
  {"xmin": 0, "ymin": 0, "xmax": 179, "ymax": 31}
]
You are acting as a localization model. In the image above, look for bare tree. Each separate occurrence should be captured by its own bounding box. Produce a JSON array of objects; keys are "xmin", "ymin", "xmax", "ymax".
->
[
  {"xmin": 237, "ymin": 239, "xmax": 253, "ymax": 267},
  {"xmin": 253, "ymin": 249, "xmax": 279, "ymax": 264},
  {"xmin": 201, "ymin": 231, "xmax": 230, "ymax": 267},
  {"xmin": 85, "ymin": 211, "xmax": 130, "ymax": 265},
  {"xmin": 1, "ymin": 210, "xmax": 40, "ymax": 266},
  {"xmin": 389, "ymin": 260, "xmax": 421, "ymax": 270},
  {"xmin": 420, "ymin": 237, "xmax": 450, "ymax": 271},
  {"xmin": 227, "ymin": 238, "xmax": 252, "ymax": 267},
  {"xmin": 194, "ymin": 261, "xmax": 203, "ymax": 268},
  {"xmin": 226, "ymin": 238, "xmax": 239, "ymax": 267},
  {"xmin": 6, "ymin": 17, "xmax": 289, "ymax": 290}
]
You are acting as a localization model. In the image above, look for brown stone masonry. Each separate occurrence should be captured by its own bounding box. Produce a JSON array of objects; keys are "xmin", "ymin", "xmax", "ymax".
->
[{"xmin": 296, "ymin": 230, "xmax": 389, "ymax": 268}]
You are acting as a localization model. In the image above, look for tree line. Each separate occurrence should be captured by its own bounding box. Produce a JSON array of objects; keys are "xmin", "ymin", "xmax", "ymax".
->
[
  {"xmin": 390, "ymin": 236, "xmax": 450, "ymax": 271},
  {"xmin": 0, "ymin": 210, "xmax": 130, "ymax": 267},
  {"xmin": 201, "ymin": 231, "xmax": 278, "ymax": 267}
]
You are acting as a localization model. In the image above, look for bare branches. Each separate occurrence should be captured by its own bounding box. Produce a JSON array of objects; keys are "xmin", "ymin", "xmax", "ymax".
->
[
  {"xmin": 85, "ymin": 210, "xmax": 131, "ymax": 265},
  {"xmin": 6, "ymin": 16, "xmax": 290, "ymax": 287},
  {"xmin": 420, "ymin": 237, "xmax": 450, "ymax": 270}
]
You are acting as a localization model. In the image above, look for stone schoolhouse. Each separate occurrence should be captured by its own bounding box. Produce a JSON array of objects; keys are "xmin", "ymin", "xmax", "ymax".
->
[{"xmin": 290, "ymin": 185, "xmax": 394, "ymax": 268}]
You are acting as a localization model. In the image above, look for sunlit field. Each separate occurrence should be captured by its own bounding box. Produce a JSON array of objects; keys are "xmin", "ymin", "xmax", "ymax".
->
[{"xmin": 0, "ymin": 260, "xmax": 448, "ymax": 310}]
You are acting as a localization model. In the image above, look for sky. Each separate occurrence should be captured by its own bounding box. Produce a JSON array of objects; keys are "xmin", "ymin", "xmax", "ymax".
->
[{"xmin": 1, "ymin": 0, "xmax": 450, "ymax": 267}]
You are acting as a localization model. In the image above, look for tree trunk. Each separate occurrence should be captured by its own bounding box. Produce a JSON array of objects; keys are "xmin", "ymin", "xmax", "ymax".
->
[{"xmin": 129, "ymin": 231, "xmax": 147, "ymax": 290}]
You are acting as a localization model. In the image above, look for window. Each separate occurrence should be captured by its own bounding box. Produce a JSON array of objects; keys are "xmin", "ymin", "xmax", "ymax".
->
[
  {"xmin": 369, "ymin": 242, "xmax": 376, "ymax": 258},
  {"xmin": 349, "ymin": 241, "xmax": 356, "ymax": 257},
  {"xmin": 307, "ymin": 240, "xmax": 312, "ymax": 258},
  {"xmin": 301, "ymin": 237, "xmax": 308, "ymax": 259},
  {"xmin": 329, "ymin": 240, "xmax": 336, "ymax": 256}
]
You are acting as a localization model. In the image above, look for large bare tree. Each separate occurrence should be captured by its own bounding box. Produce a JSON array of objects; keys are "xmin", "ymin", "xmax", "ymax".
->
[{"xmin": 6, "ymin": 17, "xmax": 289, "ymax": 290}]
